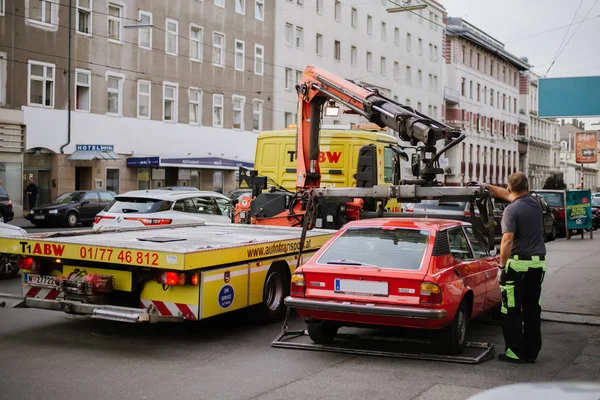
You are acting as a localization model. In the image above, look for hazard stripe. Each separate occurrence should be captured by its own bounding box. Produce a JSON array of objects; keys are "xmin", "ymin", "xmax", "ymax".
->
[
  {"xmin": 176, "ymin": 303, "xmax": 197, "ymax": 320},
  {"xmin": 25, "ymin": 287, "xmax": 41, "ymax": 298},
  {"xmin": 152, "ymin": 301, "xmax": 172, "ymax": 316},
  {"xmin": 45, "ymin": 290, "xmax": 60, "ymax": 300}
]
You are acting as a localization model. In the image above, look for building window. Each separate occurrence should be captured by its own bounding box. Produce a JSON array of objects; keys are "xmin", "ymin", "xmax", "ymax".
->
[
  {"xmin": 213, "ymin": 32, "xmax": 225, "ymax": 66},
  {"xmin": 380, "ymin": 57, "xmax": 386, "ymax": 76},
  {"xmin": 254, "ymin": 44, "xmax": 264, "ymax": 75},
  {"xmin": 214, "ymin": 0, "xmax": 225, "ymax": 8},
  {"xmin": 461, "ymin": 45, "xmax": 466, "ymax": 63},
  {"xmin": 189, "ymin": 88, "xmax": 201, "ymax": 125},
  {"xmin": 433, "ymin": 106, "xmax": 438, "ymax": 118},
  {"xmin": 476, "ymin": 83, "xmax": 480, "ymax": 102},
  {"xmin": 514, "ymin": 98, "xmax": 517, "ymax": 114},
  {"xmin": 334, "ymin": 40, "xmax": 341, "ymax": 61},
  {"xmin": 418, "ymin": 69, "xmax": 422, "ymax": 86},
  {"xmin": 165, "ymin": 19, "xmax": 178, "ymax": 55},
  {"xmin": 434, "ymin": 45, "xmax": 438, "ymax": 60},
  {"xmin": 28, "ymin": 61, "xmax": 55, "ymax": 108},
  {"xmin": 434, "ymin": 75, "xmax": 438, "ymax": 91},
  {"xmin": 490, "ymin": 89, "xmax": 494, "ymax": 106},
  {"xmin": 284, "ymin": 112, "xmax": 293, "ymax": 127},
  {"xmin": 235, "ymin": 0, "xmax": 245, "ymax": 14},
  {"xmin": 428, "ymin": 73, "xmax": 432, "ymax": 89},
  {"xmin": 212, "ymin": 94, "xmax": 224, "ymax": 127},
  {"xmin": 106, "ymin": 72, "xmax": 123, "ymax": 115},
  {"xmin": 316, "ymin": 0, "xmax": 323, "ymax": 14},
  {"xmin": 0, "ymin": 0, "xmax": 4, "ymax": 16},
  {"xmin": 349, "ymin": 7, "xmax": 357, "ymax": 27},
  {"xmin": 350, "ymin": 45, "xmax": 357, "ymax": 66},
  {"xmin": 137, "ymin": 80, "xmax": 151, "ymax": 119},
  {"xmin": 138, "ymin": 11, "xmax": 152, "ymax": 49},
  {"xmin": 285, "ymin": 68, "xmax": 293, "ymax": 90},
  {"xmin": 381, "ymin": 22, "xmax": 386, "ymax": 41},
  {"xmin": 417, "ymin": 102, "xmax": 422, "ymax": 113},
  {"xmin": 107, "ymin": 3, "xmax": 123, "ymax": 42},
  {"xmin": 316, "ymin": 34, "xmax": 323, "ymax": 55},
  {"xmin": 232, "ymin": 95, "xmax": 245, "ymax": 130},
  {"xmin": 461, "ymin": 77, "xmax": 466, "ymax": 96},
  {"xmin": 190, "ymin": 25, "xmax": 203, "ymax": 61},
  {"xmin": 75, "ymin": 69, "xmax": 91, "ymax": 112},
  {"xmin": 418, "ymin": 38, "xmax": 423, "ymax": 55},
  {"xmin": 295, "ymin": 70, "xmax": 302, "ymax": 85},
  {"xmin": 253, "ymin": 100, "xmax": 263, "ymax": 132},
  {"xmin": 428, "ymin": 105, "xmax": 433, "ymax": 116},
  {"xmin": 469, "ymin": 80, "xmax": 473, "ymax": 99},
  {"xmin": 483, "ymin": 86, "xmax": 487, "ymax": 104},
  {"xmin": 255, "ymin": 0, "xmax": 264, "ymax": 21},
  {"xmin": 0, "ymin": 53, "xmax": 6, "ymax": 105},
  {"xmin": 296, "ymin": 26, "xmax": 304, "ymax": 48},
  {"xmin": 235, "ymin": 40, "xmax": 245, "ymax": 71},
  {"xmin": 428, "ymin": 43, "xmax": 433, "ymax": 59},
  {"xmin": 334, "ymin": 1, "xmax": 341, "ymax": 21},
  {"xmin": 393, "ymin": 61, "xmax": 399, "ymax": 80},
  {"xmin": 29, "ymin": 0, "xmax": 57, "ymax": 25},
  {"xmin": 366, "ymin": 51, "xmax": 372, "ymax": 71},
  {"xmin": 76, "ymin": 0, "xmax": 92, "ymax": 35},
  {"xmin": 406, "ymin": 66, "xmax": 411, "ymax": 84},
  {"xmin": 285, "ymin": 23, "xmax": 293, "ymax": 46},
  {"xmin": 106, "ymin": 169, "xmax": 120, "ymax": 195},
  {"xmin": 163, "ymin": 82, "xmax": 178, "ymax": 122},
  {"xmin": 406, "ymin": 33, "xmax": 411, "ymax": 51},
  {"xmin": 394, "ymin": 27, "xmax": 400, "ymax": 46},
  {"xmin": 367, "ymin": 15, "xmax": 372, "ymax": 34}
]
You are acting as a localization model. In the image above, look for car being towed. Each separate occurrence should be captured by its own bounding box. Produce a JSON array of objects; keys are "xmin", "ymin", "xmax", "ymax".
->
[
  {"xmin": 285, "ymin": 218, "xmax": 502, "ymax": 355},
  {"xmin": 27, "ymin": 190, "xmax": 116, "ymax": 228}
]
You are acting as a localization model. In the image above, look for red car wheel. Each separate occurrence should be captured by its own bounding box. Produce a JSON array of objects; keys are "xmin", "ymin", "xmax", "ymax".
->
[{"xmin": 441, "ymin": 299, "xmax": 468, "ymax": 355}]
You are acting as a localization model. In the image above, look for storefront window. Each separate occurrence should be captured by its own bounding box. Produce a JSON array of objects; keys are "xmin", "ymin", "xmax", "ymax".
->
[
  {"xmin": 137, "ymin": 168, "xmax": 150, "ymax": 190},
  {"xmin": 191, "ymin": 170, "xmax": 200, "ymax": 189},
  {"xmin": 0, "ymin": 162, "xmax": 23, "ymax": 206},
  {"xmin": 106, "ymin": 168, "xmax": 120, "ymax": 194},
  {"xmin": 213, "ymin": 171, "xmax": 223, "ymax": 193}
]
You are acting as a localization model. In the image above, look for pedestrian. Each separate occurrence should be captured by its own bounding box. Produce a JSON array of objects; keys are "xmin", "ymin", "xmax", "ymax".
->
[
  {"xmin": 482, "ymin": 172, "xmax": 547, "ymax": 364},
  {"xmin": 26, "ymin": 177, "xmax": 39, "ymax": 210}
]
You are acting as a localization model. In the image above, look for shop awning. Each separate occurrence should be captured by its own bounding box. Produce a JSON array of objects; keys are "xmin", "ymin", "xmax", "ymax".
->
[
  {"xmin": 126, "ymin": 156, "xmax": 253, "ymax": 170},
  {"xmin": 67, "ymin": 150, "xmax": 122, "ymax": 161}
]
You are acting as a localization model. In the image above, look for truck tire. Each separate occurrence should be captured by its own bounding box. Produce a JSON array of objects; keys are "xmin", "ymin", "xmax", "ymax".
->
[
  {"xmin": 0, "ymin": 253, "xmax": 19, "ymax": 280},
  {"xmin": 255, "ymin": 264, "xmax": 290, "ymax": 324},
  {"xmin": 307, "ymin": 320, "xmax": 339, "ymax": 344},
  {"xmin": 440, "ymin": 299, "xmax": 468, "ymax": 355}
]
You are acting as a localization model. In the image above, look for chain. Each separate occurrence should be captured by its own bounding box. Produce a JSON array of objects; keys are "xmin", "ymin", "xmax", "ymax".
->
[{"xmin": 281, "ymin": 305, "xmax": 292, "ymax": 333}]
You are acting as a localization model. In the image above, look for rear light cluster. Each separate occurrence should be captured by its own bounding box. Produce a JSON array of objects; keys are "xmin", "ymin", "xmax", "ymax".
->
[
  {"xmin": 157, "ymin": 271, "xmax": 199, "ymax": 286},
  {"xmin": 559, "ymin": 208, "xmax": 566, "ymax": 220},
  {"xmin": 18, "ymin": 257, "xmax": 40, "ymax": 273},
  {"xmin": 419, "ymin": 282, "xmax": 442, "ymax": 305},
  {"xmin": 93, "ymin": 216, "xmax": 172, "ymax": 226},
  {"xmin": 95, "ymin": 215, "xmax": 114, "ymax": 224},
  {"xmin": 291, "ymin": 272, "xmax": 306, "ymax": 297}
]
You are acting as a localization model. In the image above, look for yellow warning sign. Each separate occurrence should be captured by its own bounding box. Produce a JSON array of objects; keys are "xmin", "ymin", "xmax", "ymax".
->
[{"xmin": 240, "ymin": 180, "xmax": 249, "ymax": 188}]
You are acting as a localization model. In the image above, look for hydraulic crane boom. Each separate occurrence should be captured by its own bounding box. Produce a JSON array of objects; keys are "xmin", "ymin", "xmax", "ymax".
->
[{"xmin": 296, "ymin": 65, "xmax": 463, "ymax": 189}]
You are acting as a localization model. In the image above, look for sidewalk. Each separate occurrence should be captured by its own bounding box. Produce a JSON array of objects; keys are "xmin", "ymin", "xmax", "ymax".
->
[{"xmin": 8, "ymin": 217, "xmax": 34, "ymax": 229}]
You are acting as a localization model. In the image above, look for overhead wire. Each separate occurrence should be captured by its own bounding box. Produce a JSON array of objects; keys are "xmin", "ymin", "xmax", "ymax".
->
[{"xmin": 543, "ymin": 0, "xmax": 585, "ymax": 77}]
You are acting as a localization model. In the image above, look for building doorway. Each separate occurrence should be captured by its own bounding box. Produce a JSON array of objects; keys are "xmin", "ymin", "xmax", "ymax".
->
[
  {"xmin": 75, "ymin": 167, "xmax": 93, "ymax": 190},
  {"xmin": 23, "ymin": 169, "xmax": 51, "ymax": 210}
]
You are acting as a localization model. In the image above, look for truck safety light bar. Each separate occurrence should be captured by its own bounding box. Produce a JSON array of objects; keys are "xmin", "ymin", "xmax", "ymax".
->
[{"xmin": 157, "ymin": 271, "xmax": 199, "ymax": 287}]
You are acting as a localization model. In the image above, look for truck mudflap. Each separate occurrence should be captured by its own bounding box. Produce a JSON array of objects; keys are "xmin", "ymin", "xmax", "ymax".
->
[{"xmin": 0, "ymin": 293, "xmax": 182, "ymax": 323}]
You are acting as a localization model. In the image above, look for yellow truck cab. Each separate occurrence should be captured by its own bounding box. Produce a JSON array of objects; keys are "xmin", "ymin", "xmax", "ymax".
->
[{"xmin": 254, "ymin": 124, "xmax": 404, "ymax": 212}]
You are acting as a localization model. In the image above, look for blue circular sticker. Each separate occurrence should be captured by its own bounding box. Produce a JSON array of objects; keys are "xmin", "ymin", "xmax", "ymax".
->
[{"xmin": 218, "ymin": 284, "xmax": 234, "ymax": 309}]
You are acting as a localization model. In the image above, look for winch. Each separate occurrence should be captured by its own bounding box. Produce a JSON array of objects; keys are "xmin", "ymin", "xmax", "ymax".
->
[{"xmin": 55, "ymin": 269, "xmax": 114, "ymax": 303}]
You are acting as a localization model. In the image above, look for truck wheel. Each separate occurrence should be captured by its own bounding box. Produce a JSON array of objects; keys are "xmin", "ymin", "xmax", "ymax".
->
[
  {"xmin": 0, "ymin": 253, "xmax": 19, "ymax": 280},
  {"xmin": 307, "ymin": 320, "xmax": 339, "ymax": 344},
  {"xmin": 440, "ymin": 299, "xmax": 468, "ymax": 355},
  {"xmin": 66, "ymin": 212, "xmax": 79, "ymax": 228},
  {"xmin": 255, "ymin": 265, "xmax": 290, "ymax": 324}
]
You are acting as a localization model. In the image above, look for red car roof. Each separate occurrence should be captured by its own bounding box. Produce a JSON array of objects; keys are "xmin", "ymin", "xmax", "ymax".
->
[{"xmin": 342, "ymin": 218, "xmax": 466, "ymax": 231}]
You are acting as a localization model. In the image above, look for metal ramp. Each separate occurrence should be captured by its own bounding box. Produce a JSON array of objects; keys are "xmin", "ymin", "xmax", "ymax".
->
[{"xmin": 271, "ymin": 328, "xmax": 495, "ymax": 364}]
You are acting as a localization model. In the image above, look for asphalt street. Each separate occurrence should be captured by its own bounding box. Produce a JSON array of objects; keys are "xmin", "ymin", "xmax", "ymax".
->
[{"xmin": 1, "ymin": 236, "xmax": 599, "ymax": 400}]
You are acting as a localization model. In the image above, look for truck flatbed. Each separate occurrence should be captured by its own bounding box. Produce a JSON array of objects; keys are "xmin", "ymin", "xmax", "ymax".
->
[{"xmin": 2, "ymin": 222, "xmax": 336, "ymax": 271}]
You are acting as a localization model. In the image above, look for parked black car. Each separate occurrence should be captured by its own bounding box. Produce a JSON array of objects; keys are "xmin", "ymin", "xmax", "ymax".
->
[
  {"xmin": 27, "ymin": 190, "xmax": 116, "ymax": 228},
  {"xmin": 534, "ymin": 190, "xmax": 566, "ymax": 237},
  {"xmin": 591, "ymin": 197, "xmax": 600, "ymax": 230},
  {"xmin": 0, "ymin": 186, "xmax": 15, "ymax": 224}
]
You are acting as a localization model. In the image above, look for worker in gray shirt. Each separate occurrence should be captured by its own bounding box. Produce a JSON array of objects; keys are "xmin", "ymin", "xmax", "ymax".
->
[{"xmin": 482, "ymin": 172, "xmax": 547, "ymax": 364}]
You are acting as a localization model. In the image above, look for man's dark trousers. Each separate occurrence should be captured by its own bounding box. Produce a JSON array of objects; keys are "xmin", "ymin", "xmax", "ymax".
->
[{"xmin": 500, "ymin": 256, "xmax": 547, "ymax": 362}]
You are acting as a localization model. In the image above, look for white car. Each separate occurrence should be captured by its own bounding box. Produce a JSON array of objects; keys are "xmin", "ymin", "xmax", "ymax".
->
[
  {"xmin": 0, "ymin": 222, "xmax": 27, "ymax": 279},
  {"xmin": 93, "ymin": 189, "xmax": 234, "ymax": 230}
]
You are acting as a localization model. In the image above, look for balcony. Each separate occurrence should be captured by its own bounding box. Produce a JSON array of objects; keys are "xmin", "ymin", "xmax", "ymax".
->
[
  {"xmin": 0, "ymin": 124, "xmax": 25, "ymax": 153},
  {"xmin": 444, "ymin": 87, "xmax": 460, "ymax": 104},
  {"xmin": 518, "ymin": 110, "xmax": 528, "ymax": 125},
  {"xmin": 515, "ymin": 134, "xmax": 529, "ymax": 143}
]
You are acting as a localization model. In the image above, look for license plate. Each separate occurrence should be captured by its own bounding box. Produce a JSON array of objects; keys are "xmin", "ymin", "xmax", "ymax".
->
[
  {"xmin": 334, "ymin": 279, "xmax": 388, "ymax": 296},
  {"xmin": 24, "ymin": 274, "xmax": 57, "ymax": 287},
  {"xmin": 34, "ymin": 215, "xmax": 45, "ymax": 220}
]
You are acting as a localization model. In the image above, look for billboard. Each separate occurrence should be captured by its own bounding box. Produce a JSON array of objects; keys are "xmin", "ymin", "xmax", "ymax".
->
[
  {"xmin": 538, "ymin": 76, "xmax": 600, "ymax": 118},
  {"xmin": 575, "ymin": 131, "xmax": 598, "ymax": 164},
  {"xmin": 565, "ymin": 189, "xmax": 593, "ymax": 231}
]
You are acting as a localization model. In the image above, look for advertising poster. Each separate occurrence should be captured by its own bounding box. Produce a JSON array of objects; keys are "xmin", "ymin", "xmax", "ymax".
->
[
  {"xmin": 565, "ymin": 189, "xmax": 593, "ymax": 230},
  {"xmin": 575, "ymin": 132, "xmax": 598, "ymax": 164}
]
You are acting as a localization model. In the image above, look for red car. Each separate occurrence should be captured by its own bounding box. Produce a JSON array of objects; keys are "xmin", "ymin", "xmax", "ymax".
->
[{"xmin": 285, "ymin": 218, "xmax": 502, "ymax": 355}]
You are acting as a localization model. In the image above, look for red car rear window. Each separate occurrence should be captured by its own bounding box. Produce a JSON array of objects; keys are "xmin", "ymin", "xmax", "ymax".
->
[{"xmin": 317, "ymin": 228, "xmax": 429, "ymax": 270}]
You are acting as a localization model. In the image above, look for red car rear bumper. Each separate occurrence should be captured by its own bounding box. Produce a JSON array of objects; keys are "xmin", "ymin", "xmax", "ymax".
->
[{"xmin": 285, "ymin": 296, "xmax": 450, "ymax": 329}]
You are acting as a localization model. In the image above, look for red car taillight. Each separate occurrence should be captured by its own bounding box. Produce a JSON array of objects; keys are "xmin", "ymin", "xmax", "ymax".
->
[
  {"xmin": 419, "ymin": 282, "xmax": 442, "ymax": 305},
  {"xmin": 290, "ymin": 272, "xmax": 306, "ymax": 297},
  {"xmin": 559, "ymin": 208, "xmax": 565, "ymax": 220},
  {"xmin": 95, "ymin": 215, "xmax": 115, "ymax": 224},
  {"xmin": 18, "ymin": 257, "xmax": 40, "ymax": 272},
  {"xmin": 7, "ymin": 200, "xmax": 12, "ymax": 206},
  {"xmin": 125, "ymin": 217, "xmax": 172, "ymax": 226}
]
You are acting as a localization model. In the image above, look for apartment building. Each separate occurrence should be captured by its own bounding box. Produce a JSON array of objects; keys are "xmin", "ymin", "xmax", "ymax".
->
[
  {"xmin": 442, "ymin": 17, "xmax": 531, "ymax": 186},
  {"xmin": 273, "ymin": 0, "xmax": 447, "ymax": 131},
  {"xmin": 0, "ymin": 0, "xmax": 274, "ymax": 214},
  {"xmin": 518, "ymin": 71, "xmax": 560, "ymax": 189}
]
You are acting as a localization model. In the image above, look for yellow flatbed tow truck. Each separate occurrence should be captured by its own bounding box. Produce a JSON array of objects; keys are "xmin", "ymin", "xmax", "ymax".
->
[{"xmin": 0, "ymin": 222, "xmax": 335, "ymax": 323}]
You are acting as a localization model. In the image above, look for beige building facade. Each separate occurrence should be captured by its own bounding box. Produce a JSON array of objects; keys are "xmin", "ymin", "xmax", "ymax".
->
[{"xmin": 0, "ymin": 0, "xmax": 274, "ymax": 214}]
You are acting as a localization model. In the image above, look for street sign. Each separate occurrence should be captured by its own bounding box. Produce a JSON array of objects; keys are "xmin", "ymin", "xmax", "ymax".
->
[{"xmin": 575, "ymin": 132, "xmax": 598, "ymax": 164}]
